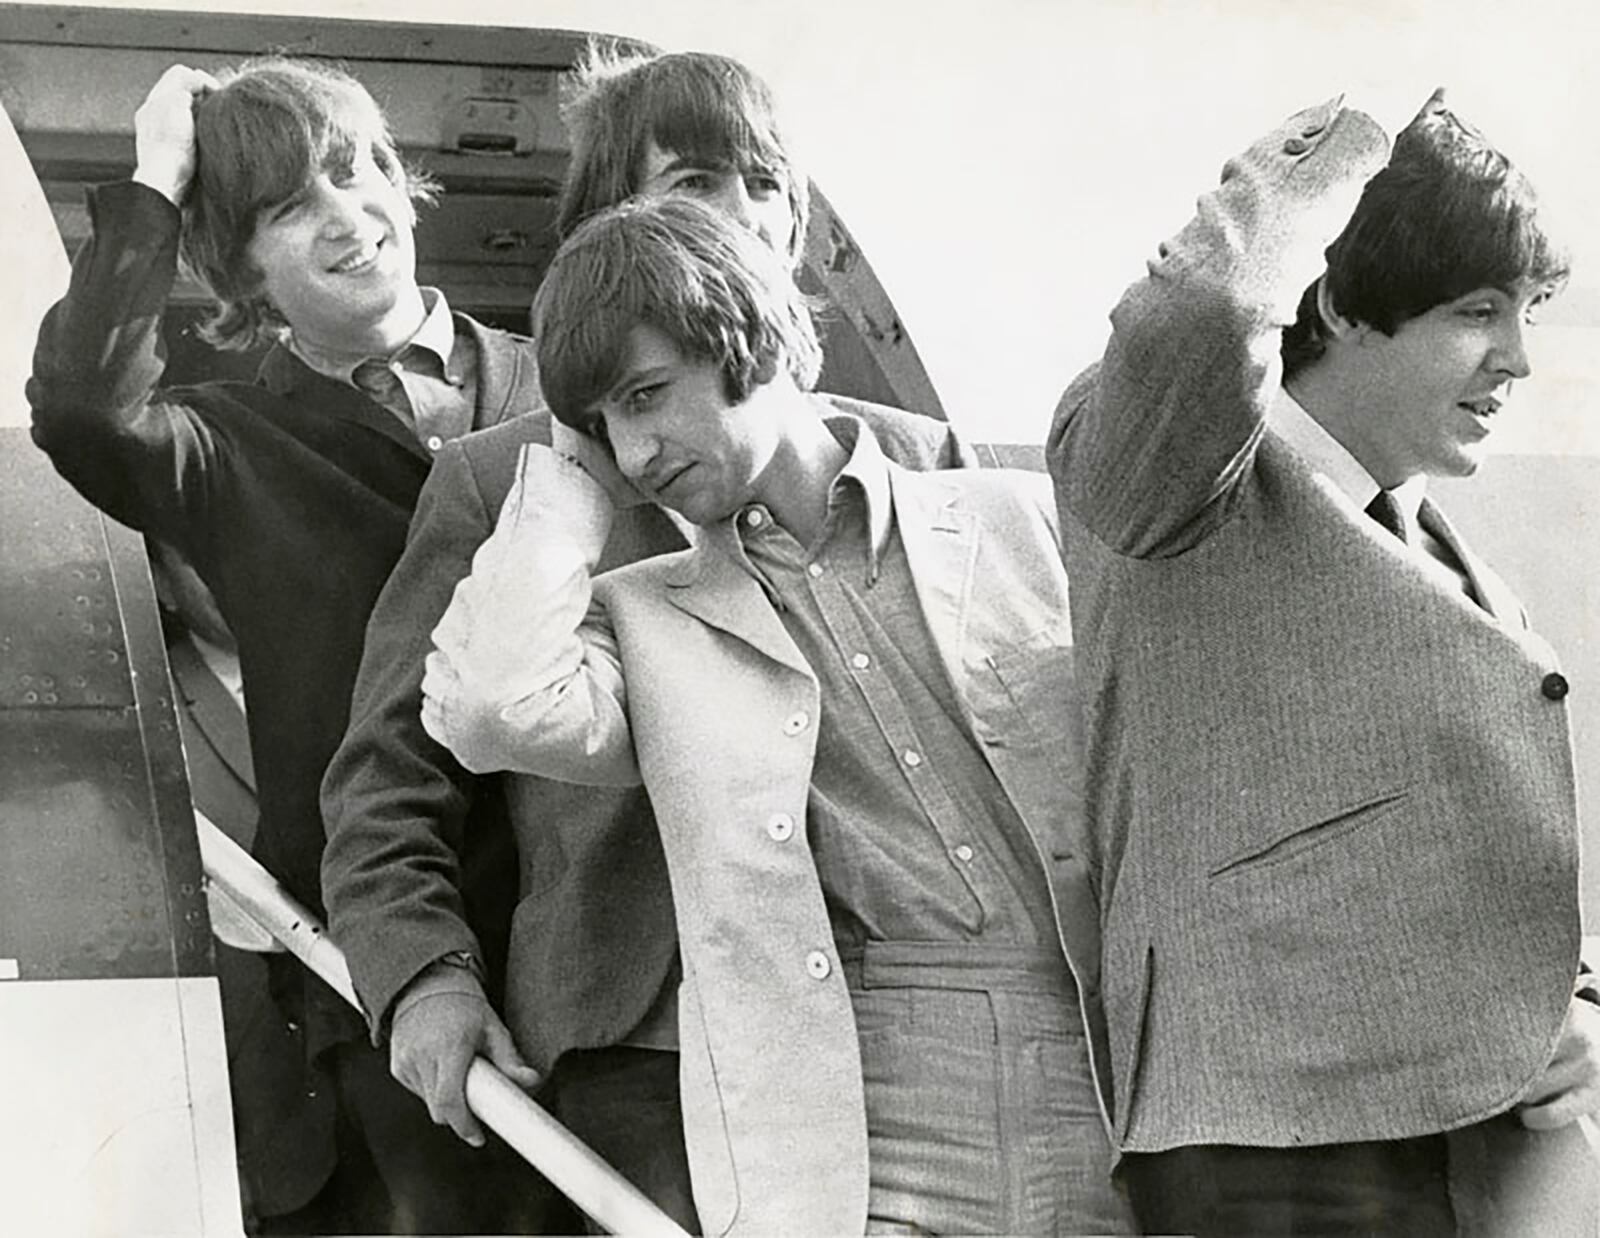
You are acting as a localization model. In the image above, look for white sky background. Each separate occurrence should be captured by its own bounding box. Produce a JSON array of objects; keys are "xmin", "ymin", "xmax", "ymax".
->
[{"xmin": 11, "ymin": 0, "xmax": 1600, "ymax": 450}]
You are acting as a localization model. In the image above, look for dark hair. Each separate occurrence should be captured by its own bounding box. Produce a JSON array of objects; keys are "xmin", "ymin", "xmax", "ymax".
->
[
  {"xmin": 181, "ymin": 57, "xmax": 437, "ymax": 350},
  {"xmin": 531, "ymin": 196, "xmax": 821, "ymax": 430},
  {"xmin": 555, "ymin": 42, "xmax": 808, "ymax": 264},
  {"xmin": 1282, "ymin": 92, "xmax": 1569, "ymax": 377}
]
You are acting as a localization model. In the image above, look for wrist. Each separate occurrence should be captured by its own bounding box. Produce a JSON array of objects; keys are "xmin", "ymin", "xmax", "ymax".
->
[
  {"xmin": 131, "ymin": 163, "xmax": 189, "ymax": 207},
  {"xmin": 393, "ymin": 952, "xmax": 488, "ymax": 1021}
]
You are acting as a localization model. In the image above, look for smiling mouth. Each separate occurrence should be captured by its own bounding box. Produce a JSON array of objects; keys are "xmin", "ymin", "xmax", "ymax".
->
[
  {"xmin": 329, "ymin": 239, "xmax": 383, "ymax": 274},
  {"xmin": 1460, "ymin": 395, "xmax": 1502, "ymax": 419}
]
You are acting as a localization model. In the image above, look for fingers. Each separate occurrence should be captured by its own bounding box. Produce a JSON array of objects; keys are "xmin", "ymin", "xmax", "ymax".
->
[
  {"xmin": 1517, "ymin": 997, "xmax": 1600, "ymax": 1129},
  {"xmin": 389, "ymin": 988, "xmax": 493, "ymax": 1147},
  {"xmin": 132, "ymin": 64, "xmax": 222, "ymax": 205},
  {"xmin": 483, "ymin": 1017, "xmax": 543, "ymax": 1091},
  {"xmin": 1518, "ymin": 1090, "xmax": 1597, "ymax": 1131}
]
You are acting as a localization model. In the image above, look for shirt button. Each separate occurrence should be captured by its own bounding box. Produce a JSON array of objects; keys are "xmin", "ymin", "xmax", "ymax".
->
[
  {"xmin": 767, "ymin": 812, "xmax": 795, "ymax": 842},
  {"xmin": 902, "ymin": 749, "xmax": 922, "ymax": 768},
  {"xmin": 850, "ymin": 652, "xmax": 871, "ymax": 671},
  {"xmin": 783, "ymin": 711, "xmax": 809, "ymax": 736},
  {"xmin": 745, "ymin": 508, "xmax": 765, "ymax": 528},
  {"xmin": 1542, "ymin": 671, "xmax": 1570, "ymax": 701},
  {"xmin": 425, "ymin": 435, "xmax": 444, "ymax": 451},
  {"xmin": 953, "ymin": 844, "xmax": 975, "ymax": 863},
  {"xmin": 805, "ymin": 950, "xmax": 832, "ymax": 980},
  {"xmin": 807, "ymin": 563, "xmax": 825, "ymax": 578}
]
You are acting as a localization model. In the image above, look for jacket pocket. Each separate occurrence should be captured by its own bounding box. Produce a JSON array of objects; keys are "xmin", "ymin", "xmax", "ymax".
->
[{"xmin": 1208, "ymin": 787, "xmax": 1413, "ymax": 879}]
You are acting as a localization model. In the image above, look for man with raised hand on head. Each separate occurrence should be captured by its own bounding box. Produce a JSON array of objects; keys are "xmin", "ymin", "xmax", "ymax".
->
[
  {"xmin": 321, "ymin": 44, "xmax": 971, "ymax": 1232},
  {"xmin": 419, "ymin": 194, "xmax": 1137, "ymax": 1236},
  {"xmin": 28, "ymin": 59, "xmax": 560, "ymax": 1233},
  {"xmin": 1048, "ymin": 90, "xmax": 1599, "ymax": 1233}
]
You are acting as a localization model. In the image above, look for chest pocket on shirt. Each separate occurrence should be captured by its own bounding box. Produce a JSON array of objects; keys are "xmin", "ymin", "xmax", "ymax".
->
[{"xmin": 965, "ymin": 624, "xmax": 1078, "ymax": 758}]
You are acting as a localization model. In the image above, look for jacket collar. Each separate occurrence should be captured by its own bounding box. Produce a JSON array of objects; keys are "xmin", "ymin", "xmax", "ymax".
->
[
  {"xmin": 256, "ymin": 310, "xmax": 535, "ymax": 461},
  {"xmin": 660, "ymin": 416, "xmax": 970, "ymax": 678}
]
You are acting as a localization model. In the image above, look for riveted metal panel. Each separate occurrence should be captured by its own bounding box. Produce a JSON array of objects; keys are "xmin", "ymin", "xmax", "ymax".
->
[{"xmin": 0, "ymin": 429, "xmax": 212, "ymax": 980}]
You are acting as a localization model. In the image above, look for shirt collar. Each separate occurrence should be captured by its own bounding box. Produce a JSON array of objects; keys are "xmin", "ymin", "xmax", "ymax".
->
[
  {"xmin": 700, "ymin": 407, "xmax": 895, "ymax": 587},
  {"xmin": 288, "ymin": 286, "xmax": 456, "ymax": 385},
  {"xmin": 1270, "ymin": 387, "xmax": 1426, "ymax": 528}
]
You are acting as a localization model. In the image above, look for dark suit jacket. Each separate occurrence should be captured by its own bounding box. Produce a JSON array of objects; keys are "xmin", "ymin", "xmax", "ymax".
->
[
  {"xmin": 1048, "ymin": 100, "xmax": 1582, "ymax": 1153},
  {"xmin": 322, "ymin": 398, "xmax": 975, "ymax": 1072},
  {"xmin": 28, "ymin": 180, "xmax": 540, "ymax": 1065}
]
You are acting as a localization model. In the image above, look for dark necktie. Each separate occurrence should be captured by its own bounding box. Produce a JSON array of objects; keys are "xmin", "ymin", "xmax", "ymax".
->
[
  {"xmin": 351, "ymin": 357, "xmax": 413, "ymax": 421},
  {"xmin": 1365, "ymin": 490, "xmax": 1407, "ymax": 543}
]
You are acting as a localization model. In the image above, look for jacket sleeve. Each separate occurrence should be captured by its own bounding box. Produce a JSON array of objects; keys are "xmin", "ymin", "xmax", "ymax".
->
[
  {"xmin": 422, "ymin": 444, "xmax": 640, "ymax": 787},
  {"xmin": 27, "ymin": 181, "xmax": 223, "ymax": 554},
  {"xmin": 320, "ymin": 439, "xmax": 504, "ymax": 1037},
  {"xmin": 1046, "ymin": 99, "xmax": 1389, "ymax": 559}
]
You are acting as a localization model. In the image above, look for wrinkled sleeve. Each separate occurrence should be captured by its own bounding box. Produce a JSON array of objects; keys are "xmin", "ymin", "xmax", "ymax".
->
[
  {"xmin": 28, "ymin": 181, "xmax": 223, "ymax": 554},
  {"xmin": 322, "ymin": 439, "xmax": 505, "ymax": 1036},
  {"xmin": 422, "ymin": 444, "xmax": 639, "ymax": 786},
  {"xmin": 1047, "ymin": 100, "xmax": 1390, "ymax": 560}
]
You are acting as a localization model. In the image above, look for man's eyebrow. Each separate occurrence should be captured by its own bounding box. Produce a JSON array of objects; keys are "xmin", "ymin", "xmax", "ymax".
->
[{"xmin": 655, "ymin": 152, "xmax": 735, "ymax": 175}]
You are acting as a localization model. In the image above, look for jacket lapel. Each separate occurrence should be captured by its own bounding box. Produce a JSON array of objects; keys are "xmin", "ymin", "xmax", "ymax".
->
[
  {"xmin": 664, "ymin": 545, "xmax": 815, "ymax": 680},
  {"xmin": 462, "ymin": 314, "xmax": 541, "ymax": 429},
  {"xmin": 257, "ymin": 343, "xmax": 428, "ymax": 458},
  {"xmin": 1418, "ymin": 497, "xmax": 1524, "ymax": 626},
  {"xmin": 889, "ymin": 470, "xmax": 980, "ymax": 695}
]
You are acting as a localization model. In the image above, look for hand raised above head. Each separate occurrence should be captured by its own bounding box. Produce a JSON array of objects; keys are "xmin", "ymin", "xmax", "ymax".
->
[{"xmin": 132, "ymin": 64, "xmax": 221, "ymax": 207}]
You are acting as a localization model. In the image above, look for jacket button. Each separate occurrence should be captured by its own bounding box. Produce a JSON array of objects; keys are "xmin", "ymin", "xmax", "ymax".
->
[
  {"xmin": 805, "ymin": 950, "xmax": 831, "ymax": 980},
  {"xmin": 1283, "ymin": 136, "xmax": 1310, "ymax": 155},
  {"xmin": 1541, "ymin": 672, "xmax": 1570, "ymax": 701},
  {"xmin": 767, "ymin": 813, "xmax": 795, "ymax": 842}
]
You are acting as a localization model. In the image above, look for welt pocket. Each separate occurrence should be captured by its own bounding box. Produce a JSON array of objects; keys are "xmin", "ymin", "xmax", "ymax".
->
[
  {"xmin": 970, "ymin": 627, "xmax": 1075, "ymax": 748},
  {"xmin": 1208, "ymin": 788, "xmax": 1413, "ymax": 879}
]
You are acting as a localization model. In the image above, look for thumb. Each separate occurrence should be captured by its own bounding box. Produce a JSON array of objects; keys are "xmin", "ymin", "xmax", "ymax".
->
[{"xmin": 482, "ymin": 1016, "xmax": 543, "ymax": 1091}]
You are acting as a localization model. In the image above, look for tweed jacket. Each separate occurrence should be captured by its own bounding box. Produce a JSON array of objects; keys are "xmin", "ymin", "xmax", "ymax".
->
[
  {"xmin": 1047, "ymin": 100, "xmax": 1583, "ymax": 1153},
  {"xmin": 423, "ymin": 422, "xmax": 1105, "ymax": 1236},
  {"xmin": 322, "ymin": 400, "xmax": 975, "ymax": 1071}
]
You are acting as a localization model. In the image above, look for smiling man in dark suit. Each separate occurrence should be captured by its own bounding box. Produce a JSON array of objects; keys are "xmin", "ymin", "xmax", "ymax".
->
[
  {"xmin": 28, "ymin": 57, "xmax": 561, "ymax": 1233},
  {"xmin": 1049, "ymin": 91, "xmax": 1599, "ymax": 1234}
]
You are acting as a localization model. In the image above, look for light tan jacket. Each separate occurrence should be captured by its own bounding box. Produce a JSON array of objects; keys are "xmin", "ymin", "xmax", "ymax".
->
[{"xmin": 425, "ymin": 421, "xmax": 1106, "ymax": 1235}]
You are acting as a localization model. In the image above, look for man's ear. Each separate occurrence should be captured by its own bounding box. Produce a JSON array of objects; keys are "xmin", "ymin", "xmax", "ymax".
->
[{"xmin": 1315, "ymin": 276, "xmax": 1366, "ymax": 341}]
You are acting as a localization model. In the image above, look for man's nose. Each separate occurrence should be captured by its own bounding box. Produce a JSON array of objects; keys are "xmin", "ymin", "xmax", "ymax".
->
[
  {"xmin": 607, "ymin": 420, "xmax": 657, "ymax": 482},
  {"xmin": 709, "ymin": 177, "xmax": 758, "ymax": 233},
  {"xmin": 312, "ymin": 179, "xmax": 367, "ymax": 238},
  {"xmin": 1495, "ymin": 318, "xmax": 1533, "ymax": 380}
]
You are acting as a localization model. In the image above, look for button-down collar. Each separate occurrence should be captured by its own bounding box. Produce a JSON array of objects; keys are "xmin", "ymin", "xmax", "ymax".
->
[{"xmin": 701, "ymin": 409, "xmax": 895, "ymax": 593}]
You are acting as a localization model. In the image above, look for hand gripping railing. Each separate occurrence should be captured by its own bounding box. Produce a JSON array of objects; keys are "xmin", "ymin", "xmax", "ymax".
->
[{"xmin": 194, "ymin": 812, "xmax": 691, "ymax": 1238}]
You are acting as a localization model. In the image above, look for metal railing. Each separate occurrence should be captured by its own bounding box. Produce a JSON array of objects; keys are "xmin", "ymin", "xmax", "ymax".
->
[{"xmin": 195, "ymin": 812, "xmax": 690, "ymax": 1238}]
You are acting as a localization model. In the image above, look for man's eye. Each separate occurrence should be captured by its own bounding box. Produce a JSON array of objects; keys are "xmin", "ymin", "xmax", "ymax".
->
[
  {"xmin": 747, "ymin": 171, "xmax": 784, "ymax": 197},
  {"xmin": 264, "ymin": 196, "xmax": 303, "ymax": 225},
  {"xmin": 626, "ymin": 383, "xmax": 664, "ymax": 410}
]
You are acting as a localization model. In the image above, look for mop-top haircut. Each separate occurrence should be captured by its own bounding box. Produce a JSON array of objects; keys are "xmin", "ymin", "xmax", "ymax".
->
[
  {"xmin": 1283, "ymin": 89, "xmax": 1569, "ymax": 378},
  {"xmin": 182, "ymin": 56, "xmax": 436, "ymax": 350},
  {"xmin": 532, "ymin": 195, "xmax": 822, "ymax": 433},
  {"xmin": 556, "ymin": 42, "xmax": 809, "ymax": 264}
]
